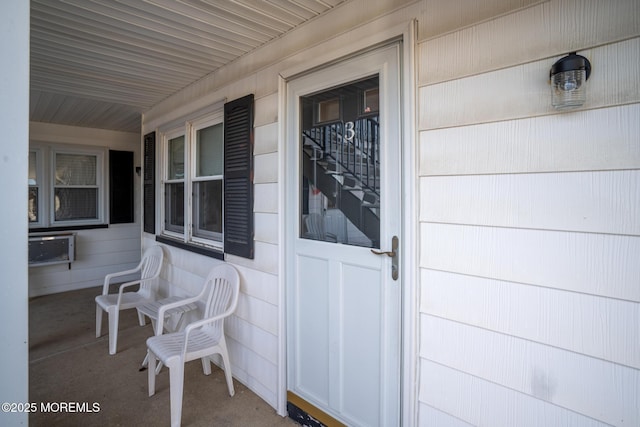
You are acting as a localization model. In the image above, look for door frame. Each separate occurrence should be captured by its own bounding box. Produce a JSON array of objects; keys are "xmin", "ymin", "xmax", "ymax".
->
[{"xmin": 276, "ymin": 21, "xmax": 418, "ymax": 425}]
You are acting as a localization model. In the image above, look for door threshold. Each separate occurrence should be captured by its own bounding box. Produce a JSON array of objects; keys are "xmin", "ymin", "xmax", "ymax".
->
[{"xmin": 287, "ymin": 391, "xmax": 347, "ymax": 427}]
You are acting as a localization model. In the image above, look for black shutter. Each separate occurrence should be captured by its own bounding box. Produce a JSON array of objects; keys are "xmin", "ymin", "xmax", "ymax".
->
[
  {"xmin": 224, "ymin": 94, "xmax": 254, "ymax": 259},
  {"xmin": 143, "ymin": 131, "xmax": 156, "ymax": 234},
  {"xmin": 109, "ymin": 150, "xmax": 134, "ymax": 224}
]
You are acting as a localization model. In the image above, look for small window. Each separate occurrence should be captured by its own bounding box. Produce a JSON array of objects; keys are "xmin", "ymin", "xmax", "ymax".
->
[
  {"xmin": 53, "ymin": 153, "xmax": 99, "ymax": 222},
  {"xmin": 363, "ymin": 88, "xmax": 379, "ymax": 114},
  {"xmin": 29, "ymin": 151, "xmax": 40, "ymax": 224},
  {"xmin": 317, "ymin": 98, "xmax": 340, "ymax": 123},
  {"xmin": 193, "ymin": 123, "xmax": 223, "ymax": 241},
  {"xmin": 164, "ymin": 134, "xmax": 185, "ymax": 234}
]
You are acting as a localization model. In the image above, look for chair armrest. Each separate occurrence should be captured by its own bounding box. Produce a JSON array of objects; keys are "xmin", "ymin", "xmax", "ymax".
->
[
  {"xmin": 101, "ymin": 266, "xmax": 142, "ymax": 294},
  {"xmin": 154, "ymin": 295, "xmax": 201, "ymax": 335},
  {"xmin": 115, "ymin": 279, "xmax": 142, "ymax": 306}
]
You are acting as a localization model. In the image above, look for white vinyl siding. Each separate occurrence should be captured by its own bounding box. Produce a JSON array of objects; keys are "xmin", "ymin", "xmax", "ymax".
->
[
  {"xmin": 416, "ymin": 0, "xmax": 640, "ymax": 425},
  {"xmin": 138, "ymin": 0, "xmax": 640, "ymax": 423}
]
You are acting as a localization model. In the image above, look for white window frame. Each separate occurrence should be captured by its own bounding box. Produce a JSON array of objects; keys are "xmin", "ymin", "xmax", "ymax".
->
[
  {"xmin": 160, "ymin": 110, "xmax": 225, "ymax": 250},
  {"xmin": 50, "ymin": 147, "xmax": 105, "ymax": 227},
  {"xmin": 28, "ymin": 143, "xmax": 106, "ymax": 229},
  {"xmin": 29, "ymin": 148, "xmax": 44, "ymax": 227}
]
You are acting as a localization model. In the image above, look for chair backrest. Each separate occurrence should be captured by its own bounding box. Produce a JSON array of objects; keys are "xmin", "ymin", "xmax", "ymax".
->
[
  {"xmin": 199, "ymin": 264, "xmax": 240, "ymax": 340},
  {"xmin": 138, "ymin": 245, "xmax": 164, "ymax": 298}
]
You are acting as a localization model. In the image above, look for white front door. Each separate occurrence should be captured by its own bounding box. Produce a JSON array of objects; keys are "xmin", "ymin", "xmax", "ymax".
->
[{"xmin": 286, "ymin": 44, "xmax": 402, "ymax": 426}]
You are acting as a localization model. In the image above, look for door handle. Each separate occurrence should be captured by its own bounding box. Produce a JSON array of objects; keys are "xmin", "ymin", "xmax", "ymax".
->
[
  {"xmin": 370, "ymin": 249, "xmax": 395, "ymax": 257},
  {"xmin": 371, "ymin": 235, "xmax": 399, "ymax": 280}
]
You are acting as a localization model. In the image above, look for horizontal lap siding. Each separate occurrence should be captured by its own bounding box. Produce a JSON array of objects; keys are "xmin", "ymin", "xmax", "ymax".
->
[
  {"xmin": 420, "ymin": 360, "xmax": 611, "ymax": 427},
  {"xmin": 421, "ymin": 105, "xmax": 640, "ymax": 175},
  {"xmin": 420, "ymin": 37, "xmax": 640, "ymax": 130},
  {"xmin": 418, "ymin": 404, "xmax": 474, "ymax": 427},
  {"xmin": 29, "ymin": 224, "xmax": 141, "ymax": 297},
  {"xmin": 421, "ymin": 223, "xmax": 640, "ymax": 302},
  {"xmin": 421, "ymin": 316, "xmax": 639, "ymax": 425},
  {"xmin": 254, "ymin": 131, "xmax": 279, "ymax": 245},
  {"xmin": 421, "ymin": 171, "xmax": 640, "ymax": 235},
  {"xmin": 417, "ymin": 0, "xmax": 640, "ymax": 425},
  {"xmin": 422, "ymin": 269, "xmax": 640, "ymax": 369},
  {"xmin": 419, "ymin": 0, "xmax": 640, "ymax": 86}
]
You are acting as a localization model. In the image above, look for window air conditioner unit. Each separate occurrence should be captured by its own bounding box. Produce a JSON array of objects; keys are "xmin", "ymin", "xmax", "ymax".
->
[{"xmin": 28, "ymin": 233, "xmax": 75, "ymax": 267}]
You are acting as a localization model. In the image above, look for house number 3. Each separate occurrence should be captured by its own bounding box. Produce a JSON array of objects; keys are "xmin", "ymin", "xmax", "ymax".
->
[{"xmin": 344, "ymin": 121, "xmax": 355, "ymax": 142}]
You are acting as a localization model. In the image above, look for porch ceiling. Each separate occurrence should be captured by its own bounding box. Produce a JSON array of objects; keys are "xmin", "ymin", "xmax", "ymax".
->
[{"xmin": 30, "ymin": 0, "xmax": 348, "ymax": 134}]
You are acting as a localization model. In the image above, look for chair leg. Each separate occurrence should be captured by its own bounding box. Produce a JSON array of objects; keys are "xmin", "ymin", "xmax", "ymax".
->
[
  {"xmin": 169, "ymin": 363, "xmax": 185, "ymax": 427},
  {"xmin": 201, "ymin": 356, "xmax": 212, "ymax": 376},
  {"xmin": 137, "ymin": 309, "xmax": 147, "ymax": 326},
  {"xmin": 140, "ymin": 353, "xmax": 164, "ymax": 374},
  {"xmin": 107, "ymin": 307, "xmax": 119, "ymax": 355},
  {"xmin": 148, "ymin": 350, "xmax": 157, "ymax": 397},
  {"xmin": 95, "ymin": 305, "xmax": 103, "ymax": 338},
  {"xmin": 219, "ymin": 346, "xmax": 235, "ymax": 397}
]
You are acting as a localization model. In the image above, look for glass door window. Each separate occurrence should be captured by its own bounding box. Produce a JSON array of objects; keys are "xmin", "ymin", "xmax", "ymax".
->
[{"xmin": 300, "ymin": 75, "xmax": 380, "ymax": 248}]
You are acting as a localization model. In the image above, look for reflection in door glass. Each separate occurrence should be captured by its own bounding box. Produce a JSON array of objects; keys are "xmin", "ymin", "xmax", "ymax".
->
[{"xmin": 300, "ymin": 76, "xmax": 380, "ymax": 248}]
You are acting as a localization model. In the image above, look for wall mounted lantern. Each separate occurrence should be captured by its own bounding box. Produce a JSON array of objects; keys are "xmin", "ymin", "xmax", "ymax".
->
[{"xmin": 550, "ymin": 52, "xmax": 591, "ymax": 110}]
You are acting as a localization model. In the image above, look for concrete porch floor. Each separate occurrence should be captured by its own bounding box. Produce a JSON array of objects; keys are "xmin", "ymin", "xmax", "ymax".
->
[{"xmin": 29, "ymin": 286, "xmax": 298, "ymax": 427}]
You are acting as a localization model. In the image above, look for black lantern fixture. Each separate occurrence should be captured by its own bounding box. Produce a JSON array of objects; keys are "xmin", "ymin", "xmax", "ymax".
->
[{"xmin": 550, "ymin": 52, "xmax": 591, "ymax": 110}]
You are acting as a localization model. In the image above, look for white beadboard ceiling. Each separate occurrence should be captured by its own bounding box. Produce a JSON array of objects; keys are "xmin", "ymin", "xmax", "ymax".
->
[{"xmin": 30, "ymin": 0, "xmax": 348, "ymax": 133}]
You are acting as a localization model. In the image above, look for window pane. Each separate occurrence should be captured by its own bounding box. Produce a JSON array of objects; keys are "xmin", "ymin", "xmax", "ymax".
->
[
  {"xmin": 55, "ymin": 153, "xmax": 96, "ymax": 185},
  {"xmin": 317, "ymin": 98, "xmax": 340, "ymax": 122},
  {"xmin": 196, "ymin": 123, "xmax": 223, "ymax": 177},
  {"xmin": 29, "ymin": 188, "xmax": 38, "ymax": 222},
  {"xmin": 193, "ymin": 180, "xmax": 222, "ymax": 239},
  {"xmin": 54, "ymin": 188, "xmax": 98, "ymax": 220},
  {"xmin": 29, "ymin": 152, "xmax": 37, "ymax": 185},
  {"xmin": 168, "ymin": 136, "xmax": 185, "ymax": 179},
  {"xmin": 363, "ymin": 88, "xmax": 379, "ymax": 113},
  {"xmin": 300, "ymin": 76, "xmax": 380, "ymax": 248},
  {"xmin": 165, "ymin": 183, "xmax": 184, "ymax": 232}
]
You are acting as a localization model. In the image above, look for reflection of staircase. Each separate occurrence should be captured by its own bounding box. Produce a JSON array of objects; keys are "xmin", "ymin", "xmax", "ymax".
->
[{"xmin": 302, "ymin": 118, "xmax": 380, "ymax": 246}]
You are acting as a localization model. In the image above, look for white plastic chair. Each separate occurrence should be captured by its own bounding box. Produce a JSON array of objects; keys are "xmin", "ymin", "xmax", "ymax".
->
[
  {"xmin": 146, "ymin": 263, "xmax": 240, "ymax": 427},
  {"xmin": 137, "ymin": 288, "xmax": 202, "ymax": 371},
  {"xmin": 95, "ymin": 245, "xmax": 164, "ymax": 355}
]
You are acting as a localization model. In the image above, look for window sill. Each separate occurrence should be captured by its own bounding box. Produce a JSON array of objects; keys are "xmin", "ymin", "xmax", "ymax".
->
[
  {"xmin": 29, "ymin": 224, "xmax": 108, "ymax": 233},
  {"xmin": 155, "ymin": 235, "xmax": 224, "ymax": 260}
]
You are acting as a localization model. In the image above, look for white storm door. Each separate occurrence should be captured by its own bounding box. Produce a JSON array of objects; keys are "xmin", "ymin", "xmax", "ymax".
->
[{"xmin": 286, "ymin": 44, "xmax": 402, "ymax": 426}]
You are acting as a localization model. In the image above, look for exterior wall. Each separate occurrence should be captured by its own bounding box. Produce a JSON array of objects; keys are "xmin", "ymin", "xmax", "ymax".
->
[
  {"xmin": 142, "ymin": 0, "xmax": 420, "ymax": 415},
  {"xmin": 417, "ymin": 0, "xmax": 640, "ymax": 426},
  {"xmin": 141, "ymin": 0, "xmax": 639, "ymax": 424},
  {"xmin": 0, "ymin": 1, "xmax": 30, "ymax": 424},
  {"xmin": 28, "ymin": 122, "xmax": 142, "ymax": 297}
]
